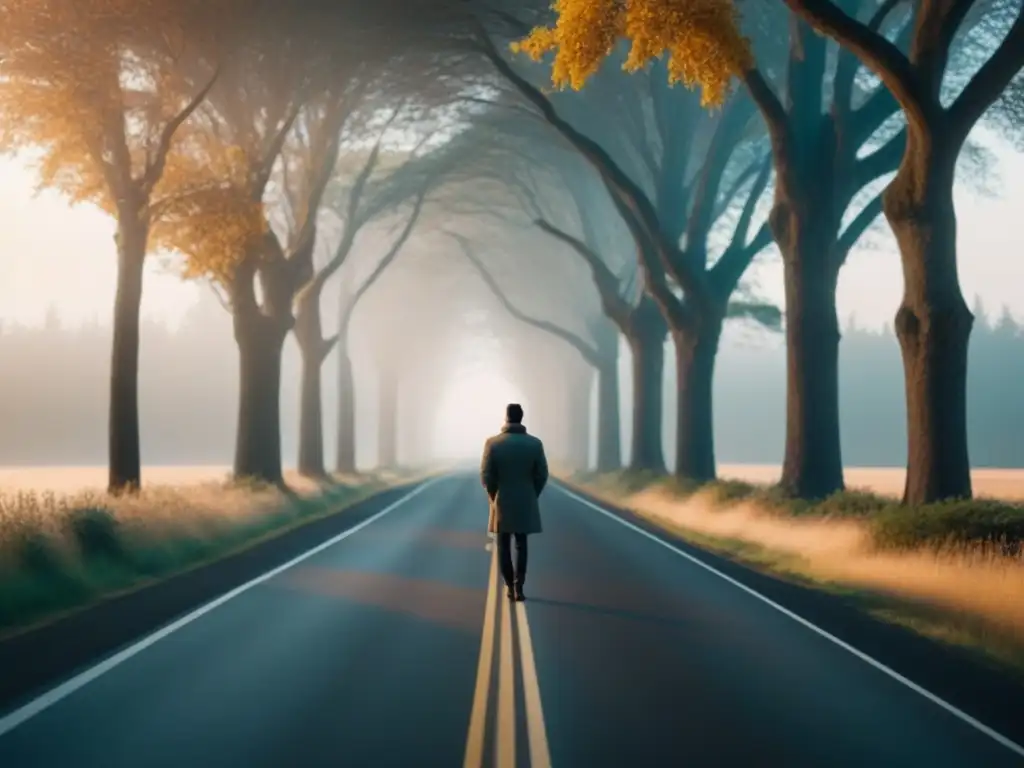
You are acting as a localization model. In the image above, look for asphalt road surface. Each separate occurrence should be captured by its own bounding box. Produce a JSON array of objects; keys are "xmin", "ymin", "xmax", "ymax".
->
[{"xmin": 1, "ymin": 473, "xmax": 1022, "ymax": 767}]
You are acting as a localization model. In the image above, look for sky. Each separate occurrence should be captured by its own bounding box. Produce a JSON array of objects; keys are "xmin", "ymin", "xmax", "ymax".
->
[{"xmin": 1, "ymin": 130, "xmax": 1023, "ymax": 335}]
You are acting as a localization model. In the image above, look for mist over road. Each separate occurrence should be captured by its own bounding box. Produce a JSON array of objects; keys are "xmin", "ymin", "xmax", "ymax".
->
[{"xmin": 1, "ymin": 474, "xmax": 1021, "ymax": 767}]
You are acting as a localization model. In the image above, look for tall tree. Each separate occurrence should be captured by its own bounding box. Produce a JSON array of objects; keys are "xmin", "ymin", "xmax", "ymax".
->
[
  {"xmin": 450, "ymin": 58, "xmax": 780, "ymax": 480},
  {"xmin": 451, "ymin": 13, "xmax": 782, "ymax": 483},
  {"xmin": 437, "ymin": 112, "xmax": 666, "ymax": 470},
  {"xmin": 309, "ymin": 137, "xmax": 453, "ymax": 475},
  {"xmin": 272, "ymin": 86, "xmax": 376, "ymax": 478},
  {"xmin": 0, "ymin": 0, "xmax": 222, "ymax": 492},
  {"xmin": 152, "ymin": 5, "xmax": 367, "ymax": 483},
  {"xmin": 778, "ymin": 1, "xmax": 1024, "ymax": 503},
  {"xmin": 514, "ymin": 0, "xmax": 1016, "ymax": 501}
]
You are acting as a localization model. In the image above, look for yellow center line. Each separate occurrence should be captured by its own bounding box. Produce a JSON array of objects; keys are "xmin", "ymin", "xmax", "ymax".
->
[
  {"xmin": 496, "ymin": 590, "xmax": 516, "ymax": 768},
  {"xmin": 516, "ymin": 601, "xmax": 552, "ymax": 768},
  {"xmin": 463, "ymin": 550, "xmax": 498, "ymax": 768}
]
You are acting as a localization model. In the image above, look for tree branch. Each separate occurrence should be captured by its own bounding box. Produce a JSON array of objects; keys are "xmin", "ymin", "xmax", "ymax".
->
[
  {"xmin": 683, "ymin": 94, "xmax": 755, "ymax": 263},
  {"xmin": 852, "ymin": 127, "xmax": 905, "ymax": 190},
  {"xmin": 948, "ymin": 7, "xmax": 1024, "ymax": 146},
  {"xmin": 350, "ymin": 186, "xmax": 429, "ymax": 309},
  {"xmin": 781, "ymin": 0, "xmax": 929, "ymax": 128},
  {"xmin": 726, "ymin": 299, "xmax": 782, "ymax": 330},
  {"xmin": 741, "ymin": 68, "xmax": 790, "ymax": 157},
  {"xmin": 449, "ymin": 231, "xmax": 601, "ymax": 366},
  {"xmin": 730, "ymin": 153, "xmax": 772, "ymax": 251},
  {"xmin": 533, "ymin": 218, "xmax": 633, "ymax": 328},
  {"xmin": 489, "ymin": 34, "xmax": 709, "ymax": 303},
  {"xmin": 142, "ymin": 64, "xmax": 222, "ymax": 195},
  {"xmin": 252, "ymin": 103, "xmax": 301, "ymax": 199},
  {"xmin": 835, "ymin": 190, "xmax": 883, "ymax": 265},
  {"xmin": 315, "ymin": 138, "xmax": 386, "ymax": 289},
  {"xmin": 832, "ymin": 0, "xmax": 904, "ymax": 117}
]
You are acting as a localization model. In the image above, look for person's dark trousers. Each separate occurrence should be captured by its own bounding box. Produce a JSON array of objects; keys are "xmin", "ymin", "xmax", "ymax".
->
[{"xmin": 496, "ymin": 533, "xmax": 528, "ymax": 591}]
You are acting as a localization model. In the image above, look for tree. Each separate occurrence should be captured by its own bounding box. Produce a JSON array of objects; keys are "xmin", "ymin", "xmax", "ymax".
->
[
  {"xmin": 0, "ymin": 0, "xmax": 222, "ymax": 492},
  {"xmin": 778, "ymin": 1, "xmax": 1024, "ymax": 504},
  {"xmin": 309, "ymin": 135, "xmax": 456, "ymax": 475},
  {"xmin": 433, "ymin": 115, "xmax": 655, "ymax": 469},
  {"xmin": 447, "ymin": 230, "xmax": 613, "ymax": 469},
  {"xmin": 356, "ymin": 251, "xmax": 462, "ymax": 469},
  {"xmin": 272, "ymin": 86, "xmax": 378, "ymax": 479},
  {"xmin": 459, "ymin": 43, "xmax": 781, "ymax": 482},
  {"xmin": 152, "ymin": 5, "xmax": 376, "ymax": 484},
  {"xmin": 515, "ymin": 0, "xmax": 1020, "ymax": 502}
]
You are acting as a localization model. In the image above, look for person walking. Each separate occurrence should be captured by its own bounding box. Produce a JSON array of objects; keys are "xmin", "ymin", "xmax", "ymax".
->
[{"xmin": 480, "ymin": 403, "xmax": 549, "ymax": 601}]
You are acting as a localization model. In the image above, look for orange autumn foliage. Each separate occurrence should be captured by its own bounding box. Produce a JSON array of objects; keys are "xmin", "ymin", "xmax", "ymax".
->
[{"xmin": 149, "ymin": 133, "xmax": 267, "ymax": 286}]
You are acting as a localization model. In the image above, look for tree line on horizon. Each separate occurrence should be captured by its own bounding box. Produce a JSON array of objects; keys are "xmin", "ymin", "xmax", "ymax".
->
[
  {"xmin": 0, "ymin": 295, "xmax": 1020, "ymax": 470},
  {"xmin": 0, "ymin": 0, "xmax": 1021, "ymax": 506}
]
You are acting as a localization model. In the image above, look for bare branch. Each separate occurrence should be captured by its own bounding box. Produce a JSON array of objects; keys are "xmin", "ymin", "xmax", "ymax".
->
[
  {"xmin": 780, "ymin": 0, "xmax": 928, "ymax": 128},
  {"xmin": 533, "ymin": 217, "xmax": 634, "ymax": 328},
  {"xmin": 447, "ymin": 230, "xmax": 602, "ymax": 366},
  {"xmin": 948, "ymin": 7, "xmax": 1024, "ymax": 145},
  {"xmin": 836, "ymin": 191, "xmax": 883, "ymax": 265},
  {"xmin": 142, "ymin": 64, "xmax": 222, "ymax": 194}
]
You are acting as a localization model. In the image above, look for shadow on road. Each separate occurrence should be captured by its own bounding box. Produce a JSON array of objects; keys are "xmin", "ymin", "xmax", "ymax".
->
[{"xmin": 527, "ymin": 596, "xmax": 698, "ymax": 632}]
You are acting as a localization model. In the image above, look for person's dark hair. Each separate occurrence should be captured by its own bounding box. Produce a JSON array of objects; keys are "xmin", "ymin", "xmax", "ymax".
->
[{"xmin": 506, "ymin": 403, "xmax": 524, "ymax": 424}]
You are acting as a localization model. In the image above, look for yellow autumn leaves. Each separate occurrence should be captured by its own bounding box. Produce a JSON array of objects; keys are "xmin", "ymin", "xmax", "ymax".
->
[
  {"xmin": 151, "ymin": 141, "xmax": 267, "ymax": 287},
  {"xmin": 512, "ymin": 0, "xmax": 753, "ymax": 107},
  {"xmin": 0, "ymin": 0, "xmax": 266, "ymax": 285}
]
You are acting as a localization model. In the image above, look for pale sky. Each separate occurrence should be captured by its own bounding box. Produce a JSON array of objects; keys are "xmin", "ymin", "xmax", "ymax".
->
[{"xmin": 1, "ymin": 130, "xmax": 1023, "ymax": 333}]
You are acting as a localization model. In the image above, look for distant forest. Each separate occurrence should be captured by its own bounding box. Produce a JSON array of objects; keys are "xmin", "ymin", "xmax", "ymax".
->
[{"xmin": 0, "ymin": 295, "xmax": 1021, "ymax": 468}]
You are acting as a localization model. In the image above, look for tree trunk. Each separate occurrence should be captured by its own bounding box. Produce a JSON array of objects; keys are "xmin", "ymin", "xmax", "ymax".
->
[
  {"xmin": 772, "ymin": 195, "xmax": 845, "ymax": 499},
  {"xmin": 294, "ymin": 290, "xmax": 329, "ymax": 478},
  {"xmin": 378, "ymin": 370, "xmax": 398, "ymax": 468},
  {"xmin": 595, "ymin": 355, "xmax": 622, "ymax": 471},
  {"xmin": 885, "ymin": 137, "xmax": 972, "ymax": 504},
  {"xmin": 233, "ymin": 311, "xmax": 288, "ymax": 485},
  {"xmin": 107, "ymin": 218, "xmax": 147, "ymax": 494},
  {"xmin": 672, "ymin": 313, "xmax": 723, "ymax": 483},
  {"xmin": 335, "ymin": 340, "xmax": 357, "ymax": 475},
  {"xmin": 626, "ymin": 315, "xmax": 667, "ymax": 472},
  {"xmin": 565, "ymin": 366, "xmax": 593, "ymax": 470},
  {"xmin": 297, "ymin": 344, "xmax": 327, "ymax": 478}
]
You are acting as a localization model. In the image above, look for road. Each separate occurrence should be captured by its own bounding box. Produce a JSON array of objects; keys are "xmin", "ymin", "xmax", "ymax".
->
[{"xmin": 0, "ymin": 473, "xmax": 1022, "ymax": 767}]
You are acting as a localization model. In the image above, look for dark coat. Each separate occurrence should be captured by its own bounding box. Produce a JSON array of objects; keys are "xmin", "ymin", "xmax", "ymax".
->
[{"xmin": 480, "ymin": 423, "xmax": 549, "ymax": 534}]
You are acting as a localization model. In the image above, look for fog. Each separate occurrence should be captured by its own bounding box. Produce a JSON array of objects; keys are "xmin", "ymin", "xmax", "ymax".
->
[
  {"xmin": 0, "ymin": 0, "xmax": 1022, "ymax": 494},
  {"xmin": 1, "ymin": 280, "xmax": 1021, "ymax": 469}
]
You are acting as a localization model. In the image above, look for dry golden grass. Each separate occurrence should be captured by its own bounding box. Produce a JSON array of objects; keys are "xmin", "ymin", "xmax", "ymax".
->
[
  {"xmin": 628, "ymin": 487, "xmax": 1024, "ymax": 632},
  {"xmin": 718, "ymin": 464, "xmax": 1024, "ymax": 501},
  {"xmin": 0, "ymin": 465, "xmax": 340, "ymax": 495},
  {"xmin": 0, "ymin": 465, "xmax": 405, "ymax": 635},
  {"xmin": 574, "ymin": 468, "xmax": 1024, "ymax": 669}
]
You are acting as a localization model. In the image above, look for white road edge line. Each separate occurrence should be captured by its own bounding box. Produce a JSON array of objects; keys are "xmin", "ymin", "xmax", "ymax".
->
[
  {"xmin": 556, "ymin": 483, "xmax": 1024, "ymax": 760},
  {"xmin": 463, "ymin": 549, "xmax": 498, "ymax": 768},
  {"xmin": 516, "ymin": 601, "xmax": 552, "ymax": 768},
  {"xmin": 496, "ymin": 592, "xmax": 516, "ymax": 768},
  {"xmin": 0, "ymin": 476, "xmax": 446, "ymax": 739}
]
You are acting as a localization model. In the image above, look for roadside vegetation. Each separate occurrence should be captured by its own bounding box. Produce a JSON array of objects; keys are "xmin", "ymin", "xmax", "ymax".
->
[
  {"xmin": 0, "ymin": 473, "xmax": 413, "ymax": 636},
  {"xmin": 570, "ymin": 470, "xmax": 1024, "ymax": 675}
]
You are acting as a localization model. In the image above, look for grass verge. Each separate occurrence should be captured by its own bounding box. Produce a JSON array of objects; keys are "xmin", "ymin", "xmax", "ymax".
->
[
  {"xmin": 0, "ymin": 471, "xmax": 413, "ymax": 637},
  {"xmin": 567, "ymin": 470, "xmax": 1024, "ymax": 677}
]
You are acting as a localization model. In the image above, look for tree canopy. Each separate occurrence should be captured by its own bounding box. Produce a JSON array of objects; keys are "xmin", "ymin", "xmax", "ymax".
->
[{"xmin": 511, "ymin": 0, "xmax": 754, "ymax": 105}]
